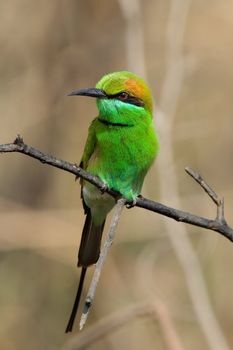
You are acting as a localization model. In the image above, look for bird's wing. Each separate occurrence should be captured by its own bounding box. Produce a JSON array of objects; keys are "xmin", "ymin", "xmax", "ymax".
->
[{"xmin": 79, "ymin": 118, "xmax": 97, "ymax": 213}]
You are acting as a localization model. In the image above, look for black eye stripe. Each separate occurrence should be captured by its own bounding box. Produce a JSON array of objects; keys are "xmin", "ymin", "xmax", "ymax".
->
[
  {"xmin": 107, "ymin": 92, "xmax": 144, "ymax": 107},
  {"xmin": 124, "ymin": 96, "xmax": 144, "ymax": 107}
]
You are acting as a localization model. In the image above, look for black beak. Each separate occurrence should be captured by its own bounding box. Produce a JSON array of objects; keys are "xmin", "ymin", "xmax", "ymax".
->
[{"xmin": 67, "ymin": 88, "xmax": 107, "ymax": 98}]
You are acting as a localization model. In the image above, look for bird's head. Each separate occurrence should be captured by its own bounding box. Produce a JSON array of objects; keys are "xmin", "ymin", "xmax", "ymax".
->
[{"xmin": 68, "ymin": 71, "xmax": 153, "ymax": 126}]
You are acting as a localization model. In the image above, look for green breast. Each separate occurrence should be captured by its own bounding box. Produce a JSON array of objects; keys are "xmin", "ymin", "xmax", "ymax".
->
[{"xmin": 87, "ymin": 119, "xmax": 159, "ymax": 200}]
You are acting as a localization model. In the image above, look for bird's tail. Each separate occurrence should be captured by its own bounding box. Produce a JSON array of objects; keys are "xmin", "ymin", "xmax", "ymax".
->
[
  {"xmin": 65, "ymin": 209, "xmax": 105, "ymax": 332},
  {"xmin": 65, "ymin": 267, "xmax": 87, "ymax": 333},
  {"xmin": 78, "ymin": 209, "xmax": 106, "ymax": 267}
]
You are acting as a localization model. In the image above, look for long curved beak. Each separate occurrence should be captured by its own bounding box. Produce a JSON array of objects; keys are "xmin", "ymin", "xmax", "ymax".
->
[{"xmin": 67, "ymin": 88, "xmax": 107, "ymax": 98}]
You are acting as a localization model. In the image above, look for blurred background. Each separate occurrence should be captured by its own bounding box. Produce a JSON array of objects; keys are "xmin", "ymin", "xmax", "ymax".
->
[{"xmin": 0, "ymin": 0, "xmax": 233, "ymax": 349}]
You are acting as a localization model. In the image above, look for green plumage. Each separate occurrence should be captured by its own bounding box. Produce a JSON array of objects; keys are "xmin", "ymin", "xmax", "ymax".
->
[{"xmin": 65, "ymin": 71, "xmax": 159, "ymax": 332}]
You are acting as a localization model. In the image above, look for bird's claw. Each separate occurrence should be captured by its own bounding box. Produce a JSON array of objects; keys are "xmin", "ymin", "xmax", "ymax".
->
[
  {"xmin": 100, "ymin": 183, "xmax": 108, "ymax": 194},
  {"xmin": 74, "ymin": 163, "xmax": 80, "ymax": 181},
  {"xmin": 126, "ymin": 198, "xmax": 137, "ymax": 208}
]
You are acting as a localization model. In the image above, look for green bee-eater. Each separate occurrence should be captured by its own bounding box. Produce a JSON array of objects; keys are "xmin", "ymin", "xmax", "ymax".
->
[{"xmin": 66, "ymin": 71, "xmax": 159, "ymax": 332}]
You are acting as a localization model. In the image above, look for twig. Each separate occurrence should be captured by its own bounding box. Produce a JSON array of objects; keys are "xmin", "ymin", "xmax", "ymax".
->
[
  {"xmin": 0, "ymin": 136, "xmax": 232, "ymax": 242},
  {"xmin": 1, "ymin": 135, "xmax": 113, "ymax": 195},
  {"xmin": 63, "ymin": 300, "xmax": 183, "ymax": 350},
  {"xmin": 135, "ymin": 197, "xmax": 232, "ymax": 240},
  {"xmin": 79, "ymin": 198, "xmax": 125, "ymax": 330},
  {"xmin": 185, "ymin": 166, "xmax": 226, "ymax": 223},
  {"xmin": 185, "ymin": 166, "xmax": 220, "ymax": 205}
]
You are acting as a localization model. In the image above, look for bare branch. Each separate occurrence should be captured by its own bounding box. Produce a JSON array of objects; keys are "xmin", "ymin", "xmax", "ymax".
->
[
  {"xmin": 136, "ymin": 197, "xmax": 232, "ymax": 240},
  {"xmin": 79, "ymin": 198, "xmax": 126, "ymax": 330},
  {"xmin": 0, "ymin": 136, "xmax": 233, "ymax": 242},
  {"xmin": 185, "ymin": 166, "xmax": 220, "ymax": 206},
  {"xmin": 185, "ymin": 166, "xmax": 226, "ymax": 224}
]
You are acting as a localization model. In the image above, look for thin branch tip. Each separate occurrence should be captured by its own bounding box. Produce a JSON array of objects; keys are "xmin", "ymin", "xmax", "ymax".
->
[
  {"xmin": 14, "ymin": 134, "xmax": 24, "ymax": 146},
  {"xmin": 185, "ymin": 166, "xmax": 221, "ymax": 205},
  {"xmin": 185, "ymin": 166, "xmax": 229, "ymax": 227}
]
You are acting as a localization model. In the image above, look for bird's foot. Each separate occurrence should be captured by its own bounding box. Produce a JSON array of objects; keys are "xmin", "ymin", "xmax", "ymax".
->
[
  {"xmin": 126, "ymin": 197, "xmax": 138, "ymax": 209},
  {"xmin": 74, "ymin": 163, "xmax": 80, "ymax": 181},
  {"xmin": 100, "ymin": 182, "xmax": 108, "ymax": 194}
]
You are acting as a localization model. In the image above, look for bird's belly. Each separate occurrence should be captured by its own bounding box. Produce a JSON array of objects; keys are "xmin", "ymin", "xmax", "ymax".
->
[{"xmin": 82, "ymin": 183, "xmax": 115, "ymax": 225}]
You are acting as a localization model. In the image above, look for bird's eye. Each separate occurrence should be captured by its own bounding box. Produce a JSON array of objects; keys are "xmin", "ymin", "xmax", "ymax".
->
[{"xmin": 118, "ymin": 92, "xmax": 129, "ymax": 100}]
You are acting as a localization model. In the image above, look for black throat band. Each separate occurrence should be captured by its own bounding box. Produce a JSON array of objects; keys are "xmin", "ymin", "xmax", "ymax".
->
[{"xmin": 98, "ymin": 118, "xmax": 133, "ymax": 127}]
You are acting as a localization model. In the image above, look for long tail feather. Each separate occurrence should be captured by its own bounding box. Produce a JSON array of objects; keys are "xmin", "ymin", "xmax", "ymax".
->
[{"xmin": 65, "ymin": 267, "xmax": 87, "ymax": 333}]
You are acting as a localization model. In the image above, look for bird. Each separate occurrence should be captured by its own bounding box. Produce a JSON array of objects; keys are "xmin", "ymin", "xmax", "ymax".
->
[{"xmin": 65, "ymin": 71, "xmax": 159, "ymax": 332}]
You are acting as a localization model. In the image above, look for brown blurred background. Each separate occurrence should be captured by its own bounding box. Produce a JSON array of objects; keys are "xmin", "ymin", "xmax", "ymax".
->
[{"xmin": 0, "ymin": 1, "xmax": 233, "ymax": 349}]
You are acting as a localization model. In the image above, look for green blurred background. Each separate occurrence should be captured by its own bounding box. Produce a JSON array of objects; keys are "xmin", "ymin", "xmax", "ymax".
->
[{"xmin": 0, "ymin": 1, "xmax": 233, "ymax": 349}]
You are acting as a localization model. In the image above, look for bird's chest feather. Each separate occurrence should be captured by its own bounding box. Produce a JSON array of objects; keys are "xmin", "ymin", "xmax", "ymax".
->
[
  {"xmin": 92, "ymin": 127, "xmax": 145, "ymax": 174},
  {"xmin": 86, "ymin": 125, "xmax": 156, "ymax": 199}
]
